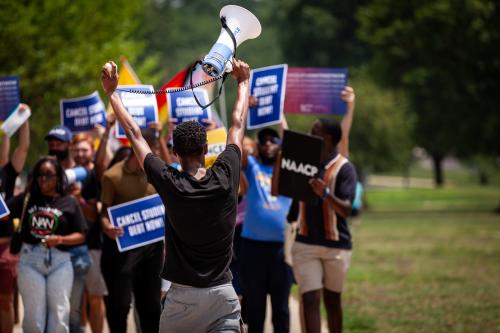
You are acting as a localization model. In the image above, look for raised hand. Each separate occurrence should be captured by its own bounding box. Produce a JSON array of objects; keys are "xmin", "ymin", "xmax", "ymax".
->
[
  {"xmin": 341, "ymin": 86, "xmax": 355, "ymax": 104},
  {"xmin": 231, "ymin": 59, "xmax": 250, "ymax": 83},
  {"xmin": 101, "ymin": 61, "xmax": 119, "ymax": 96}
]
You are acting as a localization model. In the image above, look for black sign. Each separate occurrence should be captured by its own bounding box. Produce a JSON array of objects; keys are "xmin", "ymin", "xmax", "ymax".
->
[{"xmin": 275, "ymin": 130, "xmax": 322, "ymax": 205}]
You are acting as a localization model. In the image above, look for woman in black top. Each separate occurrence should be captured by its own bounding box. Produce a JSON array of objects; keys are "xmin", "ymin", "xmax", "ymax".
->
[{"xmin": 7, "ymin": 157, "xmax": 87, "ymax": 333}]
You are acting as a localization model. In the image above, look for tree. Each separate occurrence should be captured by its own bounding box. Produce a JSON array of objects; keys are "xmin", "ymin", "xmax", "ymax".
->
[
  {"xmin": 277, "ymin": 0, "xmax": 371, "ymax": 68},
  {"xmin": 0, "ymin": 0, "xmax": 159, "ymax": 167},
  {"xmin": 358, "ymin": 0, "xmax": 500, "ymax": 185}
]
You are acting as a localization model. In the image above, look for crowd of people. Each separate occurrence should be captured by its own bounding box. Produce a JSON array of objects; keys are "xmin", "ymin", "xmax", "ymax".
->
[{"xmin": 0, "ymin": 58, "xmax": 360, "ymax": 333}]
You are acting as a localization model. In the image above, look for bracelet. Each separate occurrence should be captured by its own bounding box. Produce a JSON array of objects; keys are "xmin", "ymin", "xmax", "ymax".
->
[
  {"xmin": 57, "ymin": 235, "xmax": 63, "ymax": 245},
  {"xmin": 322, "ymin": 187, "xmax": 331, "ymax": 200}
]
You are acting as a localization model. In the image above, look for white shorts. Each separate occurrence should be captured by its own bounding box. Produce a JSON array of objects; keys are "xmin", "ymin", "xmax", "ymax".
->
[{"xmin": 292, "ymin": 241, "xmax": 352, "ymax": 294}]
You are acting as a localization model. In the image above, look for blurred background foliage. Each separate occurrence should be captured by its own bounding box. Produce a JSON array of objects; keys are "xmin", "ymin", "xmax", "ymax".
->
[{"xmin": 0, "ymin": 0, "xmax": 498, "ymax": 185}]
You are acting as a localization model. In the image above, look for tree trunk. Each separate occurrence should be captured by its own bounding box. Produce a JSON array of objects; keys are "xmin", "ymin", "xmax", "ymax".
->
[{"xmin": 432, "ymin": 153, "xmax": 444, "ymax": 187}]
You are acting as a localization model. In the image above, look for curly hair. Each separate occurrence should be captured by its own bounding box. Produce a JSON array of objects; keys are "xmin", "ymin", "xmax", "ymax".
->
[{"xmin": 172, "ymin": 121, "xmax": 207, "ymax": 157}]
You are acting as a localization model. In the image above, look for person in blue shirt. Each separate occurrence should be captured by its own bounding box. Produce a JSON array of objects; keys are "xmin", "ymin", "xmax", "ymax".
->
[{"xmin": 240, "ymin": 122, "xmax": 293, "ymax": 333}]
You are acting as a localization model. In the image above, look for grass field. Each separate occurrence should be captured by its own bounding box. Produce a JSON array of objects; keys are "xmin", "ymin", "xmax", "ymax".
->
[{"xmin": 339, "ymin": 185, "xmax": 500, "ymax": 333}]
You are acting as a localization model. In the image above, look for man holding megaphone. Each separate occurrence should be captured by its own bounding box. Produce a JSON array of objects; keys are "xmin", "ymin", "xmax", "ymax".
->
[{"xmin": 102, "ymin": 58, "xmax": 250, "ymax": 332}]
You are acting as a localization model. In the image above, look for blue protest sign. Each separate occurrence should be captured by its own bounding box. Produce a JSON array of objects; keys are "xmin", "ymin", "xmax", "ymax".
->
[
  {"xmin": 247, "ymin": 64, "xmax": 288, "ymax": 130},
  {"xmin": 0, "ymin": 195, "xmax": 10, "ymax": 219},
  {"xmin": 168, "ymin": 89, "xmax": 212, "ymax": 125},
  {"xmin": 284, "ymin": 67, "xmax": 348, "ymax": 115},
  {"xmin": 0, "ymin": 76, "xmax": 20, "ymax": 121},
  {"xmin": 107, "ymin": 194, "xmax": 166, "ymax": 252},
  {"xmin": 60, "ymin": 91, "xmax": 106, "ymax": 133},
  {"xmin": 116, "ymin": 85, "xmax": 159, "ymax": 139}
]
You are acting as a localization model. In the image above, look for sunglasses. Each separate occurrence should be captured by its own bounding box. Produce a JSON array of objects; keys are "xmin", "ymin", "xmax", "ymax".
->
[{"xmin": 37, "ymin": 173, "xmax": 57, "ymax": 181}]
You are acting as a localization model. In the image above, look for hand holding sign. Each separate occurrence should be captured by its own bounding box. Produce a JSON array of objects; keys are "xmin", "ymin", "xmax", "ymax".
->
[
  {"xmin": 103, "ymin": 223, "xmax": 124, "ymax": 240},
  {"xmin": 341, "ymin": 86, "xmax": 355, "ymax": 104},
  {"xmin": 309, "ymin": 178, "xmax": 328, "ymax": 198}
]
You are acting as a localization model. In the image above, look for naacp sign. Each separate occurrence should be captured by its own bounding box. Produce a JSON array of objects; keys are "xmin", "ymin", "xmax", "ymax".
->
[{"xmin": 275, "ymin": 130, "xmax": 322, "ymax": 205}]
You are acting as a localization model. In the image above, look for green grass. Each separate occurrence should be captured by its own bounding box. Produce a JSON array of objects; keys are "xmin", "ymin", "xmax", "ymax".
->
[
  {"xmin": 338, "ymin": 186, "xmax": 500, "ymax": 332},
  {"xmin": 289, "ymin": 184, "xmax": 499, "ymax": 332},
  {"xmin": 346, "ymin": 212, "xmax": 500, "ymax": 332},
  {"xmin": 366, "ymin": 186, "xmax": 499, "ymax": 212}
]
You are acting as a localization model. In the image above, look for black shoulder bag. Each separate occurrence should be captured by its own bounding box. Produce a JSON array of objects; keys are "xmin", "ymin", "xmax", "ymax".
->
[{"xmin": 9, "ymin": 193, "xmax": 30, "ymax": 255}]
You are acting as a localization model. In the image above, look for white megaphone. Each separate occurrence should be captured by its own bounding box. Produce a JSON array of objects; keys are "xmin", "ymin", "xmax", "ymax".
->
[{"xmin": 202, "ymin": 5, "xmax": 262, "ymax": 77}]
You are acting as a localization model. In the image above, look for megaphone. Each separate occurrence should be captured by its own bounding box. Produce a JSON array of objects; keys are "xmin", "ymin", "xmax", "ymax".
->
[
  {"xmin": 65, "ymin": 166, "xmax": 88, "ymax": 185},
  {"xmin": 202, "ymin": 5, "xmax": 262, "ymax": 77}
]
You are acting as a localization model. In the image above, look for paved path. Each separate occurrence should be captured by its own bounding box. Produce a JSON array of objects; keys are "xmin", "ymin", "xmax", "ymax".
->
[{"xmin": 14, "ymin": 294, "xmax": 327, "ymax": 332}]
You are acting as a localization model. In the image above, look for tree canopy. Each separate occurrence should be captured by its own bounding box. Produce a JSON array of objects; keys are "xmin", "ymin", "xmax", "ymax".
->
[{"xmin": 358, "ymin": 0, "xmax": 500, "ymax": 183}]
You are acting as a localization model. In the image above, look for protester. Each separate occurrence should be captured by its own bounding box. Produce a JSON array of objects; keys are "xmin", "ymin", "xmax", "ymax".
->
[
  {"xmin": 100, "ymin": 58, "xmax": 250, "ymax": 332},
  {"xmin": 288, "ymin": 114, "xmax": 357, "ymax": 333},
  {"xmin": 94, "ymin": 113, "xmax": 117, "ymax": 182},
  {"xmin": 338, "ymin": 87, "xmax": 364, "ymax": 216},
  {"xmin": 230, "ymin": 136, "xmax": 257, "ymax": 302},
  {"xmin": 45, "ymin": 125, "xmax": 92, "ymax": 333},
  {"xmin": 239, "ymin": 121, "xmax": 293, "ymax": 333},
  {"xmin": 99, "ymin": 126, "xmax": 163, "ymax": 333},
  {"xmin": 71, "ymin": 133, "xmax": 107, "ymax": 333},
  {"xmin": 0, "ymin": 104, "xmax": 30, "ymax": 333},
  {"xmin": 7, "ymin": 156, "xmax": 87, "ymax": 333}
]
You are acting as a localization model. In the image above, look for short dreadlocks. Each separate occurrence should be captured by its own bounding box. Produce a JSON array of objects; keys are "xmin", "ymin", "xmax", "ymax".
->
[{"xmin": 172, "ymin": 121, "xmax": 207, "ymax": 157}]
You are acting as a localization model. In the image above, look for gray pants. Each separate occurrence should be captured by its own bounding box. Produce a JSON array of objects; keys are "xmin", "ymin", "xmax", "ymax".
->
[{"xmin": 159, "ymin": 282, "xmax": 241, "ymax": 333}]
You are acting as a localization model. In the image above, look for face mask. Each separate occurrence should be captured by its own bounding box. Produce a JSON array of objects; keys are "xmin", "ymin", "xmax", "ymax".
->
[{"xmin": 48, "ymin": 149, "xmax": 69, "ymax": 161}]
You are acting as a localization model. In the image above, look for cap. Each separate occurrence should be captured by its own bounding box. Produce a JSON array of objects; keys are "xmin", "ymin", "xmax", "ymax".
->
[
  {"xmin": 257, "ymin": 127, "xmax": 280, "ymax": 145},
  {"xmin": 45, "ymin": 125, "xmax": 73, "ymax": 142}
]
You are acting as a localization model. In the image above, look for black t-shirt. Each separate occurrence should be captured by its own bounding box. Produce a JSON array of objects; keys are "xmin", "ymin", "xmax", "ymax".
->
[
  {"xmin": 290, "ymin": 157, "xmax": 357, "ymax": 249},
  {"xmin": 7, "ymin": 193, "xmax": 88, "ymax": 251},
  {"xmin": 0, "ymin": 162, "xmax": 18, "ymax": 237},
  {"xmin": 80, "ymin": 168, "xmax": 102, "ymax": 249},
  {"xmin": 0, "ymin": 162, "xmax": 18, "ymax": 201},
  {"xmin": 144, "ymin": 144, "xmax": 241, "ymax": 288}
]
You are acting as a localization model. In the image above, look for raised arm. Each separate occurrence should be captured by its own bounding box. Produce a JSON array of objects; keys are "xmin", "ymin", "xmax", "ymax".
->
[
  {"xmin": 11, "ymin": 104, "xmax": 30, "ymax": 173},
  {"xmin": 0, "ymin": 135, "xmax": 9, "ymax": 168},
  {"xmin": 101, "ymin": 61, "xmax": 151, "ymax": 169},
  {"xmin": 226, "ymin": 59, "xmax": 251, "ymax": 153},
  {"xmin": 338, "ymin": 86, "xmax": 355, "ymax": 158},
  {"xmin": 95, "ymin": 113, "xmax": 115, "ymax": 182}
]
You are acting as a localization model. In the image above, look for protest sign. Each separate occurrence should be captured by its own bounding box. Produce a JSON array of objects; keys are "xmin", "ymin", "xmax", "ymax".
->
[
  {"xmin": 0, "ymin": 76, "xmax": 20, "ymax": 121},
  {"xmin": 168, "ymin": 89, "xmax": 212, "ymax": 125},
  {"xmin": 107, "ymin": 194, "xmax": 166, "ymax": 252},
  {"xmin": 60, "ymin": 91, "xmax": 106, "ymax": 133},
  {"xmin": 116, "ymin": 85, "xmax": 159, "ymax": 139},
  {"xmin": 247, "ymin": 64, "xmax": 287, "ymax": 129},
  {"xmin": 275, "ymin": 130, "xmax": 322, "ymax": 205},
  {"xmin": 284, "ymin": 68, "xmax": 348, "ymax": 115},
  {"xmin": 0, "ymin": 195, "xmax": 10, "ymax": 219},
  {"xmin": 1, "ymin": 104, "xmax": 31, "ymax": 137},
  {"xmin": 205, "ymin": 127, "xmax": 227, "ymax": 167}
]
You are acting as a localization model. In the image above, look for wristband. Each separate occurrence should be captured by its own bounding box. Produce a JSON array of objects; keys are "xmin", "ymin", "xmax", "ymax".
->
[
  {"xmin": 322, "ymin": 187, "xmax": 331, "ymax": 200},
  {"xmin": 57, "ymin": 235, "xmax": 63, "ymax": 245}
]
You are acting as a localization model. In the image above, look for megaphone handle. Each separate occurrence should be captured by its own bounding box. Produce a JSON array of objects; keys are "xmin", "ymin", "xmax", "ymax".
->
[{"xmin": 189, "ymin": 60, "xmax": 229, "ymax": 110}]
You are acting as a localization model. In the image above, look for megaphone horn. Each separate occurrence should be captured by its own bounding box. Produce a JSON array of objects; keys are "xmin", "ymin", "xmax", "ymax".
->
[{"xmin": 202, "ymin": 5, "xmax": 262, "ymax": 77}]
